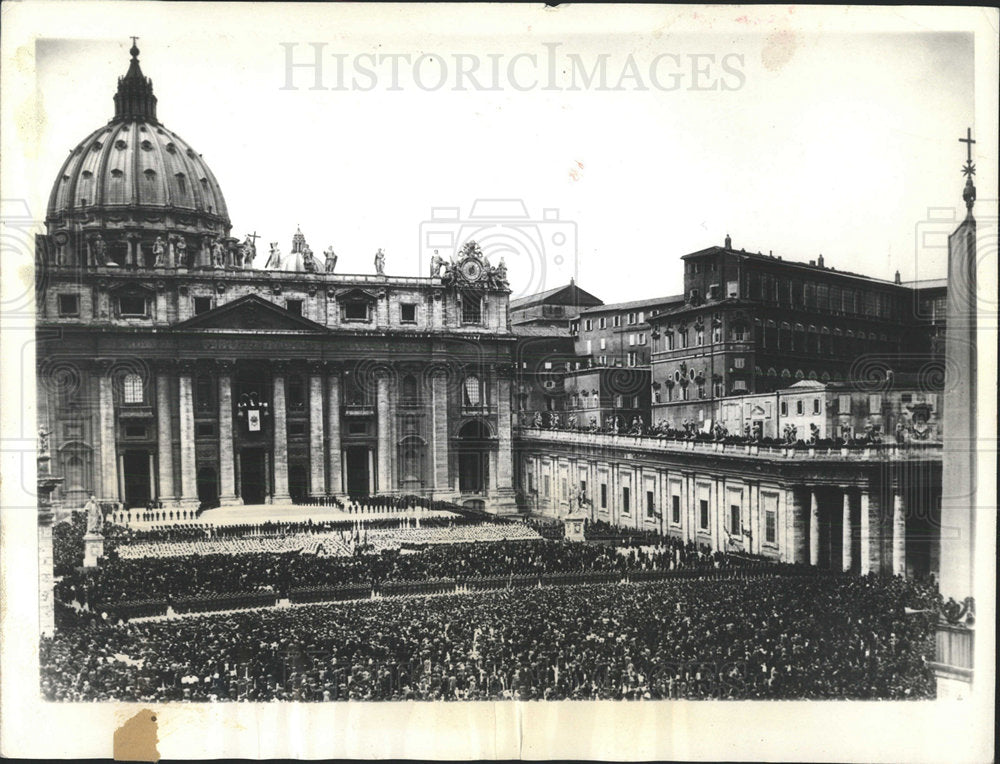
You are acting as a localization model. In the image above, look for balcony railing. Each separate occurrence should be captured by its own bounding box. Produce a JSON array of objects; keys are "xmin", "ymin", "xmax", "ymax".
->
[{"xmin": 515, "ymin": 426, "xmax": 942, "ymax": 462}]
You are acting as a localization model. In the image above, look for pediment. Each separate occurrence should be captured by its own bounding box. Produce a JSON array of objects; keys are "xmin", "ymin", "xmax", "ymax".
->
[{"xmin": 172, "ymin": 294, "xmax": 328, "ymax": 332}]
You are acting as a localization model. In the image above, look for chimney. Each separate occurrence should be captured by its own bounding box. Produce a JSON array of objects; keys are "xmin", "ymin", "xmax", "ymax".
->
[
  {"xmin": 769, "ymin": 250, "xmax": 773, "ymax": 257},
  {"xmin": 894, "ymin": 270, "xmax": 901, "ymax": 284},
  {"xmin": 809, "ymin": 259, "xmax": 816, "ymax": 266},
  {"xmin": 724, "ymin": 234, "xmax": 732, "ymax": 248},
  {"xmin": 818, "ymin": 254, "xmax": 824, "ymax": 268}
]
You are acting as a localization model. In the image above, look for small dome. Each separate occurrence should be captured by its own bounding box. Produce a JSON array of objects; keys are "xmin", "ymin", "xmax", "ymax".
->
[{"xmin": 45, "ymin": 42, "xmax": 229, "ymax": 231}]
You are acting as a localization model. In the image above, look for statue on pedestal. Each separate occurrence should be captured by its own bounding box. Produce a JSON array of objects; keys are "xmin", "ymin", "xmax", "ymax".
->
[
  {"xmin": 152, "ymin": 235, "xmax": 167, "ymax": 267},
  {"xmin": 430, "ymin": 250, "xmax": 445, "ymax": 278},
  {"xmin": 83, "ymin": 494, "xmax": 103, "ymax": 536},
  {"xmin": 374, "ymin": 248, "xmax": 386, "ymax": 276},
  {"xmin": 242, "ymin": 235, "xmax": 258, "ymax": 269},
  {"xmin": 91, "ymin": 234, "xmax": 111, "ymax": 267},
  {"xmin": 324, "ymin": 246, "xmax": 338, "ymax": 273},
  {"xmin": 211, "ymin": 238, "xmax": 226, "ymax": 268},
  {"xmin": 174, "ymin": 236, "xmax": 189, "ymax": 268}
]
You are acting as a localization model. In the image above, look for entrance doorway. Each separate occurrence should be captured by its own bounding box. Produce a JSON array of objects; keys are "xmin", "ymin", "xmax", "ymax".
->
[
  {"xmin": 458, "ymin": 451, "xmax": 488, "ymax": 493},
  {"xmin": 289, "ymin": 464, "xmax": 308, "ymax": 503},
  {"xmin": 240, "ymin": 448, "xmax": 267, "ymax": 505},
  {"xmin": 197, "ymin": 466, "xmax": 218, "ymax": 508},
  {"xmin": 345, "ymin": 446, "xmax": 370, "ymax": 497},
  {"xmin": 122, "ymin": 450, "xmax": 151, "ymax": 507}
]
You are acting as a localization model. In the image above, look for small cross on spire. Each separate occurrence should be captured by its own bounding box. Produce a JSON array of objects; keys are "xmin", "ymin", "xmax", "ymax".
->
[
  {"xmin": 959, "ymin": 127, "xmax": 976, "ymax": 178},
  {"xmin": 129, "ymin": 36, "xmax": 140, "ymax": 59}
]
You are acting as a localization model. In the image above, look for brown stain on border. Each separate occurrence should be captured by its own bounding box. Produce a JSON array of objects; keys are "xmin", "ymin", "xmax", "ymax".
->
[{"xmin": 113, "ymin": 709, "xmax": 159, "ymax": 762}]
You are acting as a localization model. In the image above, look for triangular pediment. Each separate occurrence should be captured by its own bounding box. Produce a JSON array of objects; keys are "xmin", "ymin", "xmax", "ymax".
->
[{"xmin": 172, "ymin": 294, "xmax": 328, "ymax": 332}]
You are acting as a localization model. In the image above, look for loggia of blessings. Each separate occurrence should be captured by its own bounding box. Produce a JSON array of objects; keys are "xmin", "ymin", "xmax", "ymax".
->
[{"xmin": 280, "ymin": 43, "xmax": 747, "ymax": 92}]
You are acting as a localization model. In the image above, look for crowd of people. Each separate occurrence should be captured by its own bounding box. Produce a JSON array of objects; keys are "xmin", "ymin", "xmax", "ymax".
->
[{"xmin": 40, "ymin": 574, "xmax": 940, "ymax": 701}]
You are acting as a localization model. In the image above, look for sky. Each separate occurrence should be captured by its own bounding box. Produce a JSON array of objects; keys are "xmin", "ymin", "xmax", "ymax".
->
[{"xmin": 21, "ymin": 5, "xmax": 989, "ymax": 304}]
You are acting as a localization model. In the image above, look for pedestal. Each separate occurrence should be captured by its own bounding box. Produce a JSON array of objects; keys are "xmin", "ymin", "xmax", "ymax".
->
[{"xmin": 83, "ymin": 533, "xmax": 105, "ymax": 568}]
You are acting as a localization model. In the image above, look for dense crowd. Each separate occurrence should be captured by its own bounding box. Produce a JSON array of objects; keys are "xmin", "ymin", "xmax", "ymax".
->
[{"xmin": 40, "ymin": 574, "xmax": 939, "ymax": 701}]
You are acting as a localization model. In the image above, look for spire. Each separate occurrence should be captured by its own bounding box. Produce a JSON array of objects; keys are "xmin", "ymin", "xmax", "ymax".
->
[{"xmin": 112, "ymin": 37, "xmax": 158, "ymax": 123}]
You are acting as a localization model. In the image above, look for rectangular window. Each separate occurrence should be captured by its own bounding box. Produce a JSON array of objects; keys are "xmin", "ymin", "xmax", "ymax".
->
[
  {"xmin": 734, "ymin": 357, "xmax": 745, "ymax": 369},
  {"xmin": 796, "ymin": 400, "xmax": 804, "ymax": 415},
  {"xmin": 646, "ymin": 490, "xmax": 655, "ymax": 518},
  {"xmin": 622, "ymin": 487, "xmax": 630, "ymax": 513},
  {"xmin": 344, "ymin": 301, "xmax": 369, "ymax": 321},
  {"xmin": 671, "ymin": 494, "xmax": 681, "ymax": 524},
  {"xmin": 627, "ymin": 352, "xmax": 637, "ymax": 367},
  {"xmin": 599, "ymin": 338, "xmax": 606, "ymax": 350},
  {"xmin": 696, "ymin": 330, "xmax": 704, "ymax": 346},
  {"xmin": 584, "ymin": 319, "xmax": 593, "ymax": 331},
  {"xmin": 600, "ymin": 483, "xmax": 607, "ymax": 509},
  {"xmin": 599, "ymin": 317, "xmax": 606, "ymax": 329},
  {"xmin": 123, "ymin": 375, "xmax": 144, "ymax": 404},
  {"xmin": 733, "ymin": 380, "xmax": 747, "ymax": 392},
  {"xmin": 118, "ymin": 293, "xmax": 147, "ymax": 316},
  {"xmin": 195, "ymin": 422, "xmax": 216, "ymax": 439},
  {"xmin": 638, "ymin": 311, "xmax": 645, "ymax": 323},
  {"xmin": 585, "ymin": 340, "xmax": 592, "ymax": 354},
  {"xmin": 400, "ymin": 304, "xmax": 417, "ymax": 323},
  {"xmin": 639, "ymin": 333, "xmax": 646, "ymax": 345},
  {"xmin": 813, "ymin": 398, "xmax": 821, "ymax": 414},
  {"xmin": 194, "ymin": 296, "xmax": 212, "ymax": 315},
  {"xmin": 543, "ymin": 475, "xmax": 550, "ymax": 498},
  {"xmin": 869, "ymin": 394, "xmax": 882, "ymax": 413},
  {"xmin": 285, "ymin": 299, "xmax": 303, "ymax": 316},
  {"xmin": 780, "ymin": 400, "xmax": 788, "ymax": 416},
  {"xmin": 613, "ymin": 315, "xmax": 621, "ymax": 328},
  {"xmin": 730, "ymin": 504, "xmax": 740, "ymax": 535},
  {"xmin": 667, "ymin": 333, "xmax": 675, "ymax": 350},
  {"xmin": 462, "ymin": 297, "xmax": 482, "ymax": 323},
  {"xmin": 699, "ymin": 499, "xmax": 709, "ymax": 530},
  {"xmin": 58, "ymin": 294, "xmax": 79, "ymax": 316},
  {"xmin": 764, "ymin": 494, "xmax": 778, "ymax": 543},
  {"xmin": 123, "ymin": 424, "xmax": 147, "ymax": 439},
  {"xmin": 681, "ymin": 331, "xmax": 688, "ymax": 349},
  {"xmin": 629, "ymin": 334, "xmax": 635, "ymax": 346}
]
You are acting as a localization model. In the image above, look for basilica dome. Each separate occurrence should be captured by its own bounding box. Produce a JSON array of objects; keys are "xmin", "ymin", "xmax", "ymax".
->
[{"xmin": 44, "ymin": 42, "xmax": 230, "ymax": 266}]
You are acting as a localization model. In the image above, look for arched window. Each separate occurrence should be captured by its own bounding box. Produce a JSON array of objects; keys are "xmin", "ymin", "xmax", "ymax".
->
[
  {"xmin": 767, "ymin": 367, "xmax": 777, "ymax": 377},
  {"xmin": 795, "ymin": 369, "xmax": 805, "ymax": 380},
  {"xmin": 463, "ymin": 375, "xmax": 482, "ymax": 407},
  {"xmin": 123, "ymin": 373, "xmax": 144, "ymax": 404}
]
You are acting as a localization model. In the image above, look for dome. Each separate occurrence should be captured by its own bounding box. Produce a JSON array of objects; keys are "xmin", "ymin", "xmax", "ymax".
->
[{"xmin": 45, "ymin": 42, "xmax": 229, "ymax": 233}]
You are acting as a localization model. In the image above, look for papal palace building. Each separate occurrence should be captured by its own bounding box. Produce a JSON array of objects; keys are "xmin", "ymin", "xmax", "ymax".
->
[{"xmin": 37, "ymin": 43, "xmax": 948, "ymax": 581}]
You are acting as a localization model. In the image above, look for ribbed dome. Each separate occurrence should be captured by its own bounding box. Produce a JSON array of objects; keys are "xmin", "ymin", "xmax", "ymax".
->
[{"xmin": 46, "ymin": 43, "xmax": 229, "ymax": 230}]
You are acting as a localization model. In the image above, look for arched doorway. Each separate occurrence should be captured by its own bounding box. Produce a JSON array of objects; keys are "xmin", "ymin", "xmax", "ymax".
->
[{"xmin": 457, "ymin": 420, "xmax": 491, "ymax": 494}]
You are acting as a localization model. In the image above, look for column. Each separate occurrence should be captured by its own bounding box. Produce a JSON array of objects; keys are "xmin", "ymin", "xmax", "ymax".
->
[
  {"xmin": 859, "ymin": 491, "xmax": 871, "ymax": 576},
  {"xmin": 842, "ymin": 490, "xmax": 853, "ymax": 572},
  {"xmin": 495, "ymin": 372, "xmax": 514, "ymax": 494},
  {"xmin": 217, "ymin": 360, "xmax": 239, "ymax": 505},
  {"xmin": 308, "ymin": 364, "xmax": 326, "ymax": 497},
  {"xmin": 430, "ymin": 368, "xmax": 449, "ymax": 494},
  {"xmin": 892, "ymin": 490, "xmax": 906, "ymax": 577},
  {"xmin": 376, "ymin": 370, "xmax": 392, "ymax": 494},
  {"xmin": 96, "ymin": 360, "xmax": 118, "ymax": 500},
  {"xmin": 271, "ymin": 362, "xmax": 291, "ymax": 502},
  {"xmin": 787, "ymin": 488, "xmax": 807, "ymax": 564},
  {"xmin": 326, "ymin": 366, "xmax": 342, "ymax": 494},
  {"xmin": 176, "ymin": 361, "xmax": 199, "ymax": 508},
  {"xmin": 809, "ymin": 489, "xmax": 820, "ymax": 567}
]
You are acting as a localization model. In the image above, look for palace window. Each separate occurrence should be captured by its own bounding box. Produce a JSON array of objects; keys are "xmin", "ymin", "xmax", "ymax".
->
[
  {"xmin": 646, "ymin": 490, "xmax": 656, "ymax": 518},
  {"xmin": 461, "ymin": 295, "xmax": 482, "ymax": 324},
  {"xmin": 712, "ymin": 326, "xmax": 722, "ymax": 343},
  {"xmin": 699, "ymin": 499, "xmax": 709, "ymax": 530},
  {"xmin": 734, "ymin": 357, "xmax": 745, "ymax": 369},
  {"xmin": 599, "ymin": 317, "xmax": 606, "ymax": 329},
  {"xmin": 765, "ymin": 498, "xmax": 777, "ymax": 543},
  {"xmin": 730, "ymin": 503, "xmax": 740, "ymax": 535},
  {"xmin": 194, "ymin": 296, "xmax": 212, "ymax": 315},
  {"xmin": 671, "ymin": 494, "xmax": 681, "ymax": 524},
  {"xmin": 628, "ymin": 312, "xmax": 637, "ymax": 325},
  {"xmin": 696, "ymin": 329, "xmax": 704, "ymax": 346},
  {"xmin": 600, "ymin": 483, "xmax": 608, "ymax": 509},
  {"xmin": 287, "ymin": 375, "xmax": 305, "ymax": 410},
  {"xmin": 401, "ymin": 374, "xmax": 419, "ymax": 406},
  {"xmin": 813, "ymin": 398, "xmax": 821, "ymax": 414},
  {"xmin": 666, "ymin": 333, "xmax": 675, "ymax": 350},
  {"xmin": 285, "ymin": 299, "xmax": 303, "ymax": 316},
  {"xmin": 584, "ymin": 319, "xmax": 593, "ymax": 331},
  {"xmin": 613, "ymin": 315, "xmax": 622, "ymax": 328},
  {"xmin": 400, "ymin": 304, "xmax": 417, "ymax": 323},
  {"xmin": 796, "ymin": 400, "xmax": 804, "ymax": 415},
  {"xmin": 732, "ymin": 380, "xmax": 747, "ymax": 392},
  {"xmin": 123, "ymin": 373, "xmax": 144, "ymax": 404},
  {"xmin": 780, "ymin": 400, "xmax": 788, "ymax": 416},
  {"xmin": 622, "ymin": 486, "xmax": 630, "ymax": 514},
  {"xmin": 627, "ymin": 351, "xmax": 637, "ymax": 367},
  {"xmin": 599, "ymin": 338, "xmax": 606, "ymax": 351},
  {"xmin": 58, "ymin": 294, "xmax": 80, "ymax": 317},
  {"xmin": 868, "ymin": 394, "xmax": 882, "ymax": 413},
  {"xmin": 639, "ymin": 332, "xmax": 646, "ymax": 345}
]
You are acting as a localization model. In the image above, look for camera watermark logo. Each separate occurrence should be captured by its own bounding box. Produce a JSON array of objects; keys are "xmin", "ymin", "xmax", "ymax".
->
[{"xmin": 419, "ymin": 199, "xmax": 577, "ymax": 299}]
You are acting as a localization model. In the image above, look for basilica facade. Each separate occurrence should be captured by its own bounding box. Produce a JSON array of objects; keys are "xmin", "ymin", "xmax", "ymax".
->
[{"xmin": 36, "ymin": 43, "xmax": 517, "ymax": 516}]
